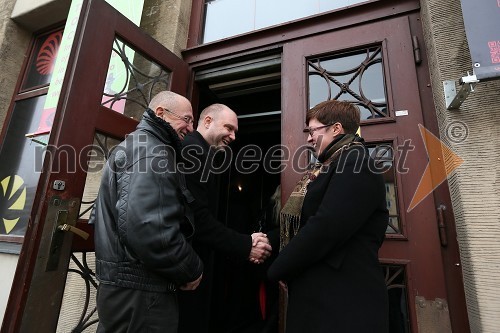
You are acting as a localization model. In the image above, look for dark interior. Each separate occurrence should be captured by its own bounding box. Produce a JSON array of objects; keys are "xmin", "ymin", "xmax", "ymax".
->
[{"xmin": 196, "ymin": 61, "xmax": 282, "ymax": 333}]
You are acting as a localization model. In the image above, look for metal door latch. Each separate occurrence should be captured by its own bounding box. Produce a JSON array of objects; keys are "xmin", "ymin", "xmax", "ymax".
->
[
  {"xmin": 53, "ymin": 180, "xmax": 66, "ymax": 191},
  {"xmin": 46, "ymin": 197, "xmax": 81, "ymax": 271}
]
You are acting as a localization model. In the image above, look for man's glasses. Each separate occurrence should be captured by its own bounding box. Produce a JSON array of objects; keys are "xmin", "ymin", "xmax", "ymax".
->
[
  {"xmin": 162, "ymin": 107, "xmax": 194, "ymax": 125},
  {"xmin": 303, "ymin": 123, "xmax": 336, "ymax": 135}
]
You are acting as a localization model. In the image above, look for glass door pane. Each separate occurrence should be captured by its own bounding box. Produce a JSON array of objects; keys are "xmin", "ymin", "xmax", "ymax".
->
[{"xmin": 101, "ymin": 37, "xmax": 171, "ymax": 118}]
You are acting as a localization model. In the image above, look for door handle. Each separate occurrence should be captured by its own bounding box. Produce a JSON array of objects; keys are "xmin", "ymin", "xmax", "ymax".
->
[
  {"xmin": 58, "ymin": 223, "xmax": 89, "ymax": 240},
  {"xmin": 45, "ymin": 197, "xmax": 81, "ymax": 271},
  {"xmin": 436, "ymin": 204, "xmax": 448, "ymax": 247}
]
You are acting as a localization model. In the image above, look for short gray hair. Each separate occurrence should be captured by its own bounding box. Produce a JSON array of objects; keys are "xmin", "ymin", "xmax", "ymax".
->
[{"xmin": 148, "ymin": 91, "xmax": 179, "ymax": 110}]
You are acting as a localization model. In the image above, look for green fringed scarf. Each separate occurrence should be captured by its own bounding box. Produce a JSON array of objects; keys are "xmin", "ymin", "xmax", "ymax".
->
[{"xmin": 279, "ymin": 134, "xmax": 363, "ymax": 250}]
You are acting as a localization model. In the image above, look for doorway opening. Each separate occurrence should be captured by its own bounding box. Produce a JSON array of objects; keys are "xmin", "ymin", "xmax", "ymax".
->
[{"xmin": 195, "ymin": 54, "xmax": 282, "ymax": 333}]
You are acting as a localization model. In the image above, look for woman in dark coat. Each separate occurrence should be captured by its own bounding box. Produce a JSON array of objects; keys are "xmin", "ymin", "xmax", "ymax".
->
[{"xmin": 267, "ymin": 100, "xmax": 389, "ymax": 333}]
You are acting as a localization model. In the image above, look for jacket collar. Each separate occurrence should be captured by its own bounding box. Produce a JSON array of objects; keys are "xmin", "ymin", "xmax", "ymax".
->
[{"xmin": 136, "ymin": 108, "xmax": 183, "ymax": 155}]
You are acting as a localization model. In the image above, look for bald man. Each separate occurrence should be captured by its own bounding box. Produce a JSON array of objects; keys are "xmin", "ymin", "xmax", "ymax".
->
[
  {"xmin": 92, "ymin": 91, "xmax": 203, "ymax": 332},
  {"xmin": 178, "ymin": 103, "xmax": 271, "ymax": 333}
]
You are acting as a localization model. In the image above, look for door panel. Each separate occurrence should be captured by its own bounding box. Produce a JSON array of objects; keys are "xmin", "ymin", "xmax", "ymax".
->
[
  {"xmin": 282, "ymin": 16, "xmax": 449, "ymax": 332},
  {"xmin": 1, "ymin": 1, "xmax": 189, "ymax": 332}
]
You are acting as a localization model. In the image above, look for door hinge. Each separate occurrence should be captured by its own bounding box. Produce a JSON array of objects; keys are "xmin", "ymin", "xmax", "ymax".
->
[
  {"xmin": 412, "ymin": 36, "xmax": 422, "ymax": 65},
  {"xmin": 436, "ymin": 204, "xmax": 448, "ymax": 247}
]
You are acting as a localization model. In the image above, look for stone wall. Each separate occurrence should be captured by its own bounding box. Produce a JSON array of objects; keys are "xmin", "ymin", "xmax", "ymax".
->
[
  {"xmin": 420, "ymin": 1, "xmax": 500, "ymax": 332},
  {"xmin": 141, "ymin": 0, "xmax": 193, "ymax": 57},
  {"xmin": 0, "ymin": 0, "xmax": 30, "ymax": 127}
]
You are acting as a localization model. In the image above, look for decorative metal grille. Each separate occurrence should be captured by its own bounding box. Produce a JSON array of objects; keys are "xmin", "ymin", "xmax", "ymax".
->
[
  {"xmin": 308, "ymin": 45, "xmax": 388, "ymax": 120},
  {"xmin": 57, "ymin": 252, "xmax": 98, "ymax": 332},
  {"xmin": 383, "ymin": 264, "xmax": 411, "ymax": 332},
  {"xmin": 367, "ymin": 143, "xmax": 401, "ymax": 235},
  {"xmin": 59, "ymin": 134, "xmax": 120, "ymax": 331},
  {"xmin": 78, "ymin": 134, "xmax": 120, "ymax": 220},
  {"xmin": 101, "ymin": 37, "xmax": 171, "ymax": 120}
]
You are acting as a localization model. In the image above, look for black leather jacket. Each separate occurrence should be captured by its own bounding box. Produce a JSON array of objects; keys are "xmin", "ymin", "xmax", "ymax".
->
[{"xmin": 91, "ymin": 109, "xmax": 203, "ymax": 292}]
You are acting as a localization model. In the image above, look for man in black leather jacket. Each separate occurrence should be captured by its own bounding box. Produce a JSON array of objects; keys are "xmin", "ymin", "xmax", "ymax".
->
[{"xmin": 91, "ymin": 91, "xmax": 203, "ymax": 333}]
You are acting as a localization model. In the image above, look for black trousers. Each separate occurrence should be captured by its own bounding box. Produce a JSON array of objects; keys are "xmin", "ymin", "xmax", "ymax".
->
[{"xmin": 96, "ymin": 284, "xmax": 178, "ymax": 333}]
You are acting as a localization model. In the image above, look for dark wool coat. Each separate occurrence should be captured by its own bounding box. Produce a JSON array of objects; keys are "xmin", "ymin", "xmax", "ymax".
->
[
  {"xmin": 178, "ymin": 131, "xmax": 253, "ymax": 333},
  {"xmin": 268, "ymin": 144, "xmax": 389, "ymax": 333}
]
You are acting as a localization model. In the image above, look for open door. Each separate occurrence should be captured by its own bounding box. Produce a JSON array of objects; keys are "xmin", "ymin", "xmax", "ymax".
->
[
  {"xmin": 1, "ymin": 0, "xmax": 190, "ymax": 331},
  {"xmin": 281, "ymin": 15, "xmax": 468, "ymax": 333}
]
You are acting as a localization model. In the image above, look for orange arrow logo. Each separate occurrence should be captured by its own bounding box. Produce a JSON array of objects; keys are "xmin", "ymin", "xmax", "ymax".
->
[{"xmin": 407, "ymin": 124, "xmax": 464, "ymax": 212}]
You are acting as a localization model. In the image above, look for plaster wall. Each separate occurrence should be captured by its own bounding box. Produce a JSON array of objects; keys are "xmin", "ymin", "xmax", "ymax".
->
[
  {"xmin": 0, "ymin": 253, "xmax": 19, "ymax": 325},
  {"xmin": 11, "ymin": 0, "xmax": 70, "ymax": 32},
  {"xmin": 420, "ymin": 1, "xmax": 500, "ymax": 332}
]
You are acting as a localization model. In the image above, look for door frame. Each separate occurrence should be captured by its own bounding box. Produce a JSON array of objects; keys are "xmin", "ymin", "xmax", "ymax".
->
[
  {"xmin": 1, "ymin": 0, "xmax": 190, "ymax": 331},
  {"xmin": 407, "ymin": 11, "xmax": 469, "ymax": 331}
]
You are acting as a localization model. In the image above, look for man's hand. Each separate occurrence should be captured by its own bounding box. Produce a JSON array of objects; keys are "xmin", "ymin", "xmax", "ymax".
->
[
  {"xmin": 180, "ymin": 273, "xmax": 203, "ymax": 291},
  {"xmin": 249, "ymin": 232, "xmax": 272, "ymax": 264}
]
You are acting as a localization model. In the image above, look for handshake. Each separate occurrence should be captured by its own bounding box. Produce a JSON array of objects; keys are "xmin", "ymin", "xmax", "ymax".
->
[{"xmin": 248, "ymin": 232, "xmax": 272, "ymax": 264}]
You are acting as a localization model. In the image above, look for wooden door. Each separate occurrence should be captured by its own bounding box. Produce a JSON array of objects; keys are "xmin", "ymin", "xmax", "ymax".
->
[
  {"xmin": 281, "ymin": 15, "xmax": 467, "ymax": 332},
  {"xmin": 1, "ymin": 1, "xmax": 190, "ymax": 332}
]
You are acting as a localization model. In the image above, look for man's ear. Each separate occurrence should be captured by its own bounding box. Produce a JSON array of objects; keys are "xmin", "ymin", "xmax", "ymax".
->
[
  {"xmin": 203, "ymin": 115, "xmax": 213, "ymax": 128},
  {"xmin": 154, "ymin": 106, "xmax": 164, "ymax": 117}
]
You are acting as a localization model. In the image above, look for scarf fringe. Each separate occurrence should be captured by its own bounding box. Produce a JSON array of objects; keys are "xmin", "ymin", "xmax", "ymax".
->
[
  {"xmin": 278, "ymin": 134, "xmax": 363, "ymax": 250},
  {"xmin": 280, "ymin": 213, "xmax": 301, "ymax": 250}
]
